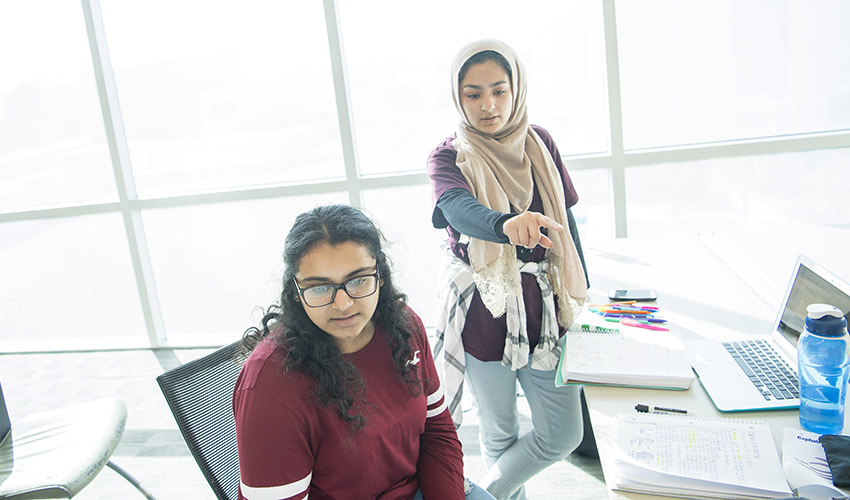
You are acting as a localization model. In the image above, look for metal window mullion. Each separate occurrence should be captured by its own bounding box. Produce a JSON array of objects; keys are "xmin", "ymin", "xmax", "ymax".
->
[
  {"xmin": 603, "ymin": 0, "xmax": 628, "ymax": 238},
  {"xmin": 0, "ymin": 202, "xmax": 123, "ymax": 223},
  {"xmin": 0, "ymin": 171, "xmax": 433, "ymax": 225},
  {"xmin": 623, "ymin": 130, "xmax": 850, "ymax": 167},
  {"xmin": 81, "ymin": 0, "xmax": 166, "ymax": 347},
  {"xmin": 323, "ymin": 0, "xmax": 362, "ymax": 207}
]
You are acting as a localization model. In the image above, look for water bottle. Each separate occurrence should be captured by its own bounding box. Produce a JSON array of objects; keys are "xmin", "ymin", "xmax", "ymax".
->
[{"xmin": 798, "ymin": 303, "xmax": 850, "ymax": 434}]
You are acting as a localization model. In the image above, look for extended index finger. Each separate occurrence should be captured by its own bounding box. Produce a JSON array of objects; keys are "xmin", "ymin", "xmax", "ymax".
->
[{"xmin": 534, "ymin": 213, "xmax": 564, "ymax": 232}]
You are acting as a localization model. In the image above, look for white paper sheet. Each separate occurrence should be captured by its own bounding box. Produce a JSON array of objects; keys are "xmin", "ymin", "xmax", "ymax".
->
[{"xmin": 781, "ymin": 427, "xmax": 850, "ymax": 500}]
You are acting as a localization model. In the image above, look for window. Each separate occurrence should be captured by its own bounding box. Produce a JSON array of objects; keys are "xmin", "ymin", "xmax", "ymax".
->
[
  {"xmin": 617, "ymin": 0, "xmax": 850, "ymax": 149},
  {"xmin": 361, "ymin": 184, "xmax": 444, "ymax": 326},
  {"xmin": 0, "ymin": 2, "xmax": 116, "ymax": 211},
  {"xmin": 100, "ymin": 0, "xmax": 345, "ymax": 197},
  {"xmin": 0, "ymin": 215, "xmax": 148, "ymax": 347},
  {"xmin": 570, "ymin": 169, "xmax": 613, "ymax": 243},
  {"xmin": 339, "ymin": 0, "xmax": 608, "ymax": 177},
  {"xmin": 625, "ymin": 147, "xmax": 850, "ymax": 237},
  {"xmin": 1, "ymin": 1, "xmax": 848, "ymax": 351},
  {"xmin": 142, "ymin": 193, "xmax": 347, "ymax": 342}
]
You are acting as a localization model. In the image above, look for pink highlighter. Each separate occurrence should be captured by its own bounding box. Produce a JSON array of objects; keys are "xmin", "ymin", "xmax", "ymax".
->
[{"xmin": 620, "ymin": 318, "xmax": 669, "ymax": 331}]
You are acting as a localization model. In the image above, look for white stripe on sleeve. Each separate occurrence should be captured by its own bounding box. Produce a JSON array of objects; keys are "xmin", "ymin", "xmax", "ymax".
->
[
  {"xmin": 426, "ymin": 397, "xmax": 448, "ymax": 418},
  {"xmin": 427, "ymin": 384, "xmax": 445, "ymax": 406},
  {"xmin": 241, "ymin": 471, "xmax": 311, "ymax": 500}
]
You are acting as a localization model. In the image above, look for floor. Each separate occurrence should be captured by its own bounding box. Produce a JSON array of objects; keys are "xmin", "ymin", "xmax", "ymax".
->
[{"xmin": 0, "ymin": 347, "xmax": 607, "ymax": 500}]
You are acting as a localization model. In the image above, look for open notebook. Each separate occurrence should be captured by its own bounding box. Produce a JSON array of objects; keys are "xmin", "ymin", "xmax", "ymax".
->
[
  {"xmin": 687, "ymin": 254, "xmax": 850, "ymax": 412},
  {"xmin": 557, "ymin": 318, "xmax": 695, "ymax": 390},
  {"xmin": 610, "ymin": 411, "xmax": 791, "ymax": 499}
]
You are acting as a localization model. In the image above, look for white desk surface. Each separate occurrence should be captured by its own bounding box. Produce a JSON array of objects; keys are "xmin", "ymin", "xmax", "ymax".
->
[{"xmin": 581, "ymin": 225, "xmax": 850, "ymax": 500}]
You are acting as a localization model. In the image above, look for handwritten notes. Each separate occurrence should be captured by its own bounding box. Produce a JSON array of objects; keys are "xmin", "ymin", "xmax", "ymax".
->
[
  {"xmin": 612, "ymin": 412, "xmax": 791, "ymax": 499},
  {"xmin": 558, "ymin": 330, "xmax": 695, "ymax": 389}
]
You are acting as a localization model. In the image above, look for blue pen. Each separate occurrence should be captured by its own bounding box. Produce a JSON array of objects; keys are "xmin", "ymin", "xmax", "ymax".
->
[
  {"xmin": 611, "ymin": 306, "xmax": 652, "ymax": 312},
  {"xmin": 606, "ymin": 312, "xmax": 660, "ymax": 318}
]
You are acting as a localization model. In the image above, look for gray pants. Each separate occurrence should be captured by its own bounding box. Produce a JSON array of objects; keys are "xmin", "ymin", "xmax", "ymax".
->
[{"xmin": 465, "ymin": 352, "xmax": 584, "ymax": 500}]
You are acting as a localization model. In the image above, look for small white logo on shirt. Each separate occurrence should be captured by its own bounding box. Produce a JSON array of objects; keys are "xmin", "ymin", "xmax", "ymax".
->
[{"xmin": 406, "ymin": 350, "xmax": 421, "ymax": 366}]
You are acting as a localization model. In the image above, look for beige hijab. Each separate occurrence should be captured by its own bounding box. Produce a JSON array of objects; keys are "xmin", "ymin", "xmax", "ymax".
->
[{"xmin": 451, "ymin": 39, "xmax": 586, "ymax": 326}]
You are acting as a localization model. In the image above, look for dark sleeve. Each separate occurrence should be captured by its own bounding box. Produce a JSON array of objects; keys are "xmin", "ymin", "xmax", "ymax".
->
[
  {"xmin": 426, "ymin": 134, "xmax": 475, "ymax": 229},
  {"xmin": 436, "ymin": 188, "xmax": 513, "ymax": 243},
  {"xmin": 409, "ymin": 312, "xmax": 465, "ymax": 500}
]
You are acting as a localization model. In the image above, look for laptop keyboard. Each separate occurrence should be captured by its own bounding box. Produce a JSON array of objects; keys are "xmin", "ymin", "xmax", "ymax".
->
[{"xmin": 723, "ymin": 339, "xmax": 800, "ymax": 401}]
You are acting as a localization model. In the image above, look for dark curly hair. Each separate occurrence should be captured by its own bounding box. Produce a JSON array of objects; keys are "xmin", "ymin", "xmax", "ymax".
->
[{"xmin": 241, "ymin": 204, "xmax": 420, "ymax": 430}]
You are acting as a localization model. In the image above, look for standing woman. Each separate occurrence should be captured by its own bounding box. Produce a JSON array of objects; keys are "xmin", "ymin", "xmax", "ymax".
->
[
  {"xmin": 233, "ymin": 204, "xmax": 494, "ymax": 500},
  {"xmin": 427, "ymin": 40, "xmax": 590, "ymax": 500}
]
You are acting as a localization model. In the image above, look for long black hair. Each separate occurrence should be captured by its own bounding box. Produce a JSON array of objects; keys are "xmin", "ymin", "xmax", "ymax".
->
[{"xmin": 242, "ymin": 204, "xmax": 419, "ymax": 430}]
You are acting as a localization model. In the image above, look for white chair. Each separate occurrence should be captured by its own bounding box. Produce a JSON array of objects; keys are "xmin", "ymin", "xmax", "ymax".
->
[{"xmin": 0, "ymin": 381, "xmax": 155, "ymax": 499}]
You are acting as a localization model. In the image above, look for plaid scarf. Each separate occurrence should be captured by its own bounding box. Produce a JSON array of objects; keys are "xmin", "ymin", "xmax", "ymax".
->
[{"xmin": 433, "ymin": 251, "xmax": 563, "ymax": 427}]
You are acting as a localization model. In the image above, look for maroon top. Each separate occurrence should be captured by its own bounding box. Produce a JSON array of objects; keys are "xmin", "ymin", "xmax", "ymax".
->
[
  {"xmin": 233, "ymin": 307, "xmax": 465, "ymax": 500},
  {"xmin": 426, "ymin": 125, "xmax": 580, "ymax": 361}
]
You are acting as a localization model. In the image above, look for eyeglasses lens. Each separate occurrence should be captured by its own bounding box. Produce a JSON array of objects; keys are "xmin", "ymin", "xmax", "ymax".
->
[{"xmin": 301, "ymin": 274, "xmax": 378, "ymax": 307}]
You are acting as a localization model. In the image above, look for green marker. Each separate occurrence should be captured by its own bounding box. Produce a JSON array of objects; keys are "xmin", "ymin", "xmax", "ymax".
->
[{"xmin": 581, "ymin": 324, "xmax": 621, "ymax": 334}]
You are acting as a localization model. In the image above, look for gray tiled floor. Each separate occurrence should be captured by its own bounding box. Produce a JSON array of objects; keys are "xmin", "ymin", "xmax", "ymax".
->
[{"xmin": 0, "ymin": 348, "xmax": 606, "ymax": 499}]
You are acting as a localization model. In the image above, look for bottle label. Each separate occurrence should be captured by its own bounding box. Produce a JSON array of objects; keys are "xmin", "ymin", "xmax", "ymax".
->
[{"xmin": 802, "ymin": 331, "xmax": 850, "ymax": 357}]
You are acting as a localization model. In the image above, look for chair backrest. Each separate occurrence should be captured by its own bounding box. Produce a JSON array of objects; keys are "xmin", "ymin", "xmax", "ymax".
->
[{"xmin": 156, "ymin": 341, "xmax": 245, "ymax": 500}]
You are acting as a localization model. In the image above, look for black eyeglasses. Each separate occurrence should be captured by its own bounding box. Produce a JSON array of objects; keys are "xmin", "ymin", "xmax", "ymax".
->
[{"xmin": 293, "ymin": 270, "xmax": 380, "ymax": 308}]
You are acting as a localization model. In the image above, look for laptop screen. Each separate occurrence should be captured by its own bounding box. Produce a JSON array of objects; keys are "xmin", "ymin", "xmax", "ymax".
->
[
  {"xmin": 0, "ymin": 383, "xmax": 10, "ymax": 442},
  {"xmin": 776, "ymin": 259, "xmax": 850, "ymax": 348}
]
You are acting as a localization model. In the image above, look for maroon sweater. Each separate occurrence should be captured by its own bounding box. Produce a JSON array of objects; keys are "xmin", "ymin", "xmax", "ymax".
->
[{"xmin": 233, "ymin": 307, "xmax": 464, "ymax": 500}]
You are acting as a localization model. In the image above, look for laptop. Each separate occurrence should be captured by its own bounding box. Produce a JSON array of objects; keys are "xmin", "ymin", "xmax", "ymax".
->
[
  {"xmin": 1, "ymin": 382, "xmax": 10, "ymax": 444},
  {"xmin": 687, "ymin": 254, "xmax": 850, "ymax": 412}
]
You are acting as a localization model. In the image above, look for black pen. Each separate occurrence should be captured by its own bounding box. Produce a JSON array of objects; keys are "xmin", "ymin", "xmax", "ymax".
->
[{"xmin": 635, "ymin": 404, "xmax": 694, "ymax": 416}]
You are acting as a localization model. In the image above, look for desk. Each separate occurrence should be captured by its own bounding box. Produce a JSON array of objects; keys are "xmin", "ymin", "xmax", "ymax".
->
[{"xmin": 581, "ymin": 225, "xmax": 850, "ymax": 499}]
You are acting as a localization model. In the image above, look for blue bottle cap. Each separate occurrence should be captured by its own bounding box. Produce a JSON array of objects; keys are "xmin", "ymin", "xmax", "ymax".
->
[{"xmin": 805, "ymin": 303, "xmax": 848, "ymax": 336}]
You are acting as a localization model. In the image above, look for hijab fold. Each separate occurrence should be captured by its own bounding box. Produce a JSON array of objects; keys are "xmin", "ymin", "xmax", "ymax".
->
[{"xmin": 450, "ymin": 39, "xmax": 586, "ymax": 327}]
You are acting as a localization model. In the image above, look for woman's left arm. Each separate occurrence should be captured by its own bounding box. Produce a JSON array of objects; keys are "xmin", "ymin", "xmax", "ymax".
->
[{"xmin": 410, "ymin": 314, "xmax": 466, "ymax": 500}]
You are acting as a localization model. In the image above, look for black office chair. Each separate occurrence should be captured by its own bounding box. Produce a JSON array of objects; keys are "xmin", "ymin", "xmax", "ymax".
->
[
  {"xmin": 156, "ymin": 341, "xmax": 245, "ymax": 500},
  {"xmin": 0, "ymin": 381, "xmax": 155, "ymax": 499}
]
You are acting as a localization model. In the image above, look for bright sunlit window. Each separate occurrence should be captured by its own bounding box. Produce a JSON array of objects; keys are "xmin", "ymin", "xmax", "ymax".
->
[
  {"xmin": 617, "ymin": 0, "xmax": 850, "ymax": 149},
  {"xmin": 100, "ymin": 0, "xmax": 345, "ymax": 197},
  {"xmin": 339, "ymin": 0, "xmax": 608, "ymax": 177},
  {"xmin": 0, "ymin": 2, "xmax": 116, "ymax": 212},
  {"xmin": 0, "ymin": 0, "xmax": 848, "ymax": 350}
]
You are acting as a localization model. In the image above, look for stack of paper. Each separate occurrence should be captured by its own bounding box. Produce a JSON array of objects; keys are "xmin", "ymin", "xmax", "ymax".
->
[
  {"xmin": 611, "ymin": 412, "xmax": 792, "ymax": 499},
  {"xmin": 781, "ymin": 427, "xmax": 849, "ymax": 499},
  {"xmin": 557, "ymin": 326, "xmax": 695, "ymax": 390}
]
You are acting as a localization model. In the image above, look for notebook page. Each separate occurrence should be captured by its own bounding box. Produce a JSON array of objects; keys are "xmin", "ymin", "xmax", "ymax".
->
[
  {"xmin": 613, "ymin": 412, "xmax": 791, "ymax": 498},
  {"xmin": 565, "ymin": 330, "xmax": 692, "ymax": 379}
]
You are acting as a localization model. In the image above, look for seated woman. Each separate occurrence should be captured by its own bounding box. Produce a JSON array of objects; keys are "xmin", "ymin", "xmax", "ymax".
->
[{"xmin": 233, "ymin": 204, "xmax": 494, "ymax": 500}]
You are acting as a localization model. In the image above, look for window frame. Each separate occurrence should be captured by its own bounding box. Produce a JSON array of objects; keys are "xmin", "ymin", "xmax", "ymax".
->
[{"xmin": 0, "ymin": 0, "xmax": 848, "ymax": 350}]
